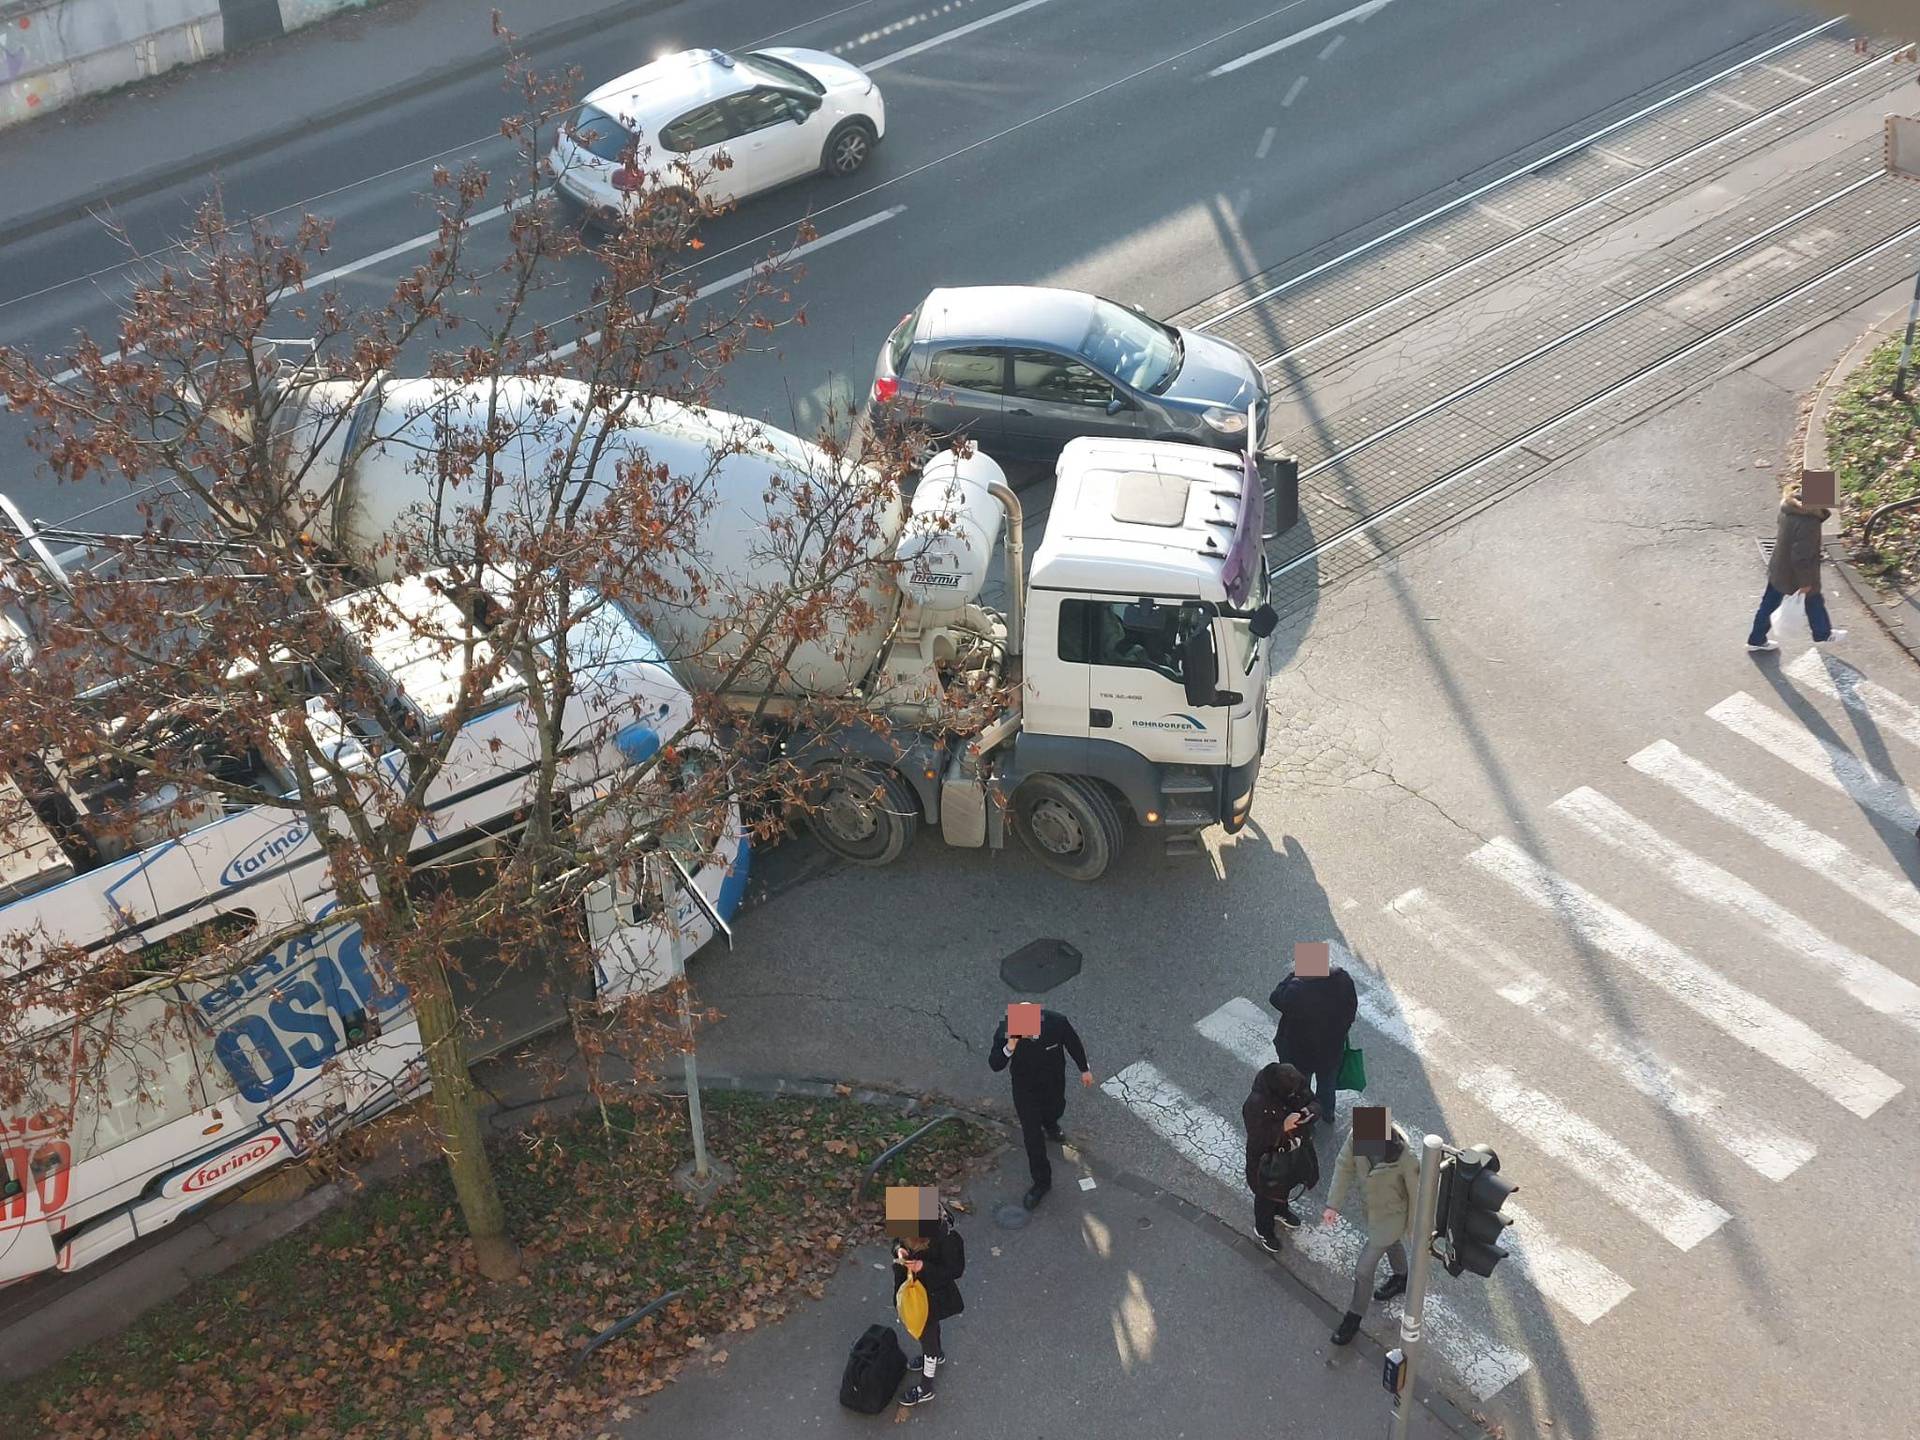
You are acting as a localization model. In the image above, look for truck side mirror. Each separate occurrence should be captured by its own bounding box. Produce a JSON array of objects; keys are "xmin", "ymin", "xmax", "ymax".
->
[
  {"xmin": 1181, "ymin": 625, "xmax": 1219, "ymax": 707},
  {"xmin": 1249, "ymin": 603, "xmax": 1279, "ymax": 639}
]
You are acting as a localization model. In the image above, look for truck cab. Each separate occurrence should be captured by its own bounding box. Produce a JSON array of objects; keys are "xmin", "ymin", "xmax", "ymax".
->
[{"xmin": 1008, "ymin": 437, "xmax": 1275, "ymax": 871}]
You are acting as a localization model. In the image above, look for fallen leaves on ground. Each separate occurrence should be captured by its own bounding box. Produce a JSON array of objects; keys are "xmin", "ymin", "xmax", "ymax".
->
[{"xmin": 20, "ymin": 1094, "xmax": 996, "ymax": 1440}]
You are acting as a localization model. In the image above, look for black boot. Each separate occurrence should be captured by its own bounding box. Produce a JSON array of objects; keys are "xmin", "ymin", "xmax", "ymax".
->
[
  {"xmin": 1022, "ymin": 1182, "xmax": 1050, "ymax": 1211},
  {"xmin": 1374, "ymin": 1272, "xmax": 1408, "ymax": 1302},
  {"xmin": 1331, "ymin": 1311, "xmax": 1362, "ymax": 1346}
]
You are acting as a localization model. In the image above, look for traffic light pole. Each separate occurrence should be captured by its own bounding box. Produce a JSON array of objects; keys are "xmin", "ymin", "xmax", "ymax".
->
[{"xmin": 1388, "ymin": 1134, "xmax": 1447, "ymax": 1440}]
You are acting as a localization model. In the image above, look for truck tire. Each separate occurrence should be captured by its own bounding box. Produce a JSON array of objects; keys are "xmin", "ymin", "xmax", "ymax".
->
[
  {"xmin": 805, "ymin": 764, "xmax": 919, "ymax": 867},
  {"xmin": 1012, "ymin": 775, "xmax": 1125, "ymax": 881}
]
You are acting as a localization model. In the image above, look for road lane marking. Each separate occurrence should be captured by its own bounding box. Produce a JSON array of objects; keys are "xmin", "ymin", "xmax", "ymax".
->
[
  {"xmin": 542, "ymin": 205, "xmax": 906, "ymax": 360},
  {"xmin": 866, "ymin": 0, "xmax": 1054, "ymax": 70},
  {"xmin": 1786, "ymin": 649, "xmax": 1920, "ymax": 753},
  {"xmin": 1382, "ymin": 888, "xmax": 1814, "ymax": 1181},
  {"xmin": 1471, "ymin": 833, "xmax": 1902, "ymax": 1119},
  {"xmin": 1255, "ymin": 126, "xmax": 1277, "ymax": 159},
  {"xmin": 1195, "ymin": 995, "xmax": 1635, "ymax": 1323},
  {"xmin": 1323, "ymin": 950, "xmax": 1732, "ymax": 1251},
  {"xmin": 1709, "ymin": 691, "xmax": 1920, "ymax": 833},
  {"xmin": 1553, "ymin": 786, "xmax": 1920, "ymax": 1037},
  {"xmin": 1282, "ymin": 75, "xmax": 1309, "ymax": 107},
  {"xmin": 1209, "ymin": 0, "xmax": 1396, "ymax": 78},
  {"xmin": 1629, "ymin": 740, "xmax": 1920, "ymax": 940},
  {"xmin": 1196, "ymin": 15, "xmax": 1846, "ymax": 327},
  {"xmin": 1317, "ymin": 34, "xmax": 1345, "ymax": 62},
  {"xmin": 1102, "ymin": 1059, "xmax": 1532, "ymax": 1397}
]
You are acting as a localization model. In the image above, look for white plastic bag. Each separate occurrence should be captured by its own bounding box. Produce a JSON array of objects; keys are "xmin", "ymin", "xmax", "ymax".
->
[{"xmin": 1775, "ymin": 591, "xmax": 1808, "ymax": 636}]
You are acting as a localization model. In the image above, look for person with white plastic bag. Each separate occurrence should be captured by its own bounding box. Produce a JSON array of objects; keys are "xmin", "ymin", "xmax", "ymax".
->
[{"xmin": 1748, "ymin": 474, "xmax": 1845, "ymax": 651}]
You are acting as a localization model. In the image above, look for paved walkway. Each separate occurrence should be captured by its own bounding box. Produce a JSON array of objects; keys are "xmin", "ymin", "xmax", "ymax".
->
[{"xmin": 617, "ymin": 1139, "xmax": 1469, "ymax": 1440}]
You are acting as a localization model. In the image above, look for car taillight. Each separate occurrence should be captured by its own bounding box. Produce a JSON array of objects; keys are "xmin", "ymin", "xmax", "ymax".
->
[{"xmin": 872, "ymin": 376, "xmax": 899, "ymax": 404}]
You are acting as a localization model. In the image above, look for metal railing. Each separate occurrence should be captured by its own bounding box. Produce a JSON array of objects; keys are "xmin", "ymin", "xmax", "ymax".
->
[
  {"xmin": 853, "ymin": 1114, "xmax": 969, "ymax": 1207},
  {"xmin": 572, "ymin": 1288, "xmax": 686, "ymax": 1373}
]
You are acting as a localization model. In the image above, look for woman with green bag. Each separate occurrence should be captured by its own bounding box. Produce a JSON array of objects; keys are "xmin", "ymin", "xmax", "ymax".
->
[{"xmin": 1269, "ymin": 941, "xmax": 1360, "ymax": 1151}]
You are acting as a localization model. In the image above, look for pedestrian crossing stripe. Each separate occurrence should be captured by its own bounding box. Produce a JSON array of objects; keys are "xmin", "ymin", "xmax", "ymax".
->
[
  {"xmin": 1321, "ymin": 943, "xmax": 1731, "ymax": 1252},
  {"xmin": 1194, "ymin": 995, "xmax": 1635, "ymax": 1325},
  {"xmin": 1709, "ymin": 690, "xmax": 1920, "ymax": 833},
  {"xmin": 1629, "ymin": 740, "xmax": 1920, "ymax": 939},
  {"xmin": 1382, "ymin": 887, "xmax": 1815, "ymax": 1181},
  {"xmin": 1101, "ymin": 1059, "xmax": 1534, "ymax": 1400},
  {"xmin": 1787, "ymin": 650, "xmax": 1920, "ymax": 752},
  {"xmin": 1552, "ymin": 786, "xmax": 1920, "ymax": 1034},
  {"xmin": 1471, "ymin": 835, "xmax": 1902, "ymax": 1118}
]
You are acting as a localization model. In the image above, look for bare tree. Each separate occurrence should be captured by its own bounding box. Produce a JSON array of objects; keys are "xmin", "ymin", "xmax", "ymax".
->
[{"xmin": 0, "ymin": 33, "xmax": 949, "ymax": 1284}]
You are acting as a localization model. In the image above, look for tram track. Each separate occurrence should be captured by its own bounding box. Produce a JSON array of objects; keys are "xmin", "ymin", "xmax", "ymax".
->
[{"xmin": 1262, "ymin": 203, "xmax": 1920, "ymax": 594}]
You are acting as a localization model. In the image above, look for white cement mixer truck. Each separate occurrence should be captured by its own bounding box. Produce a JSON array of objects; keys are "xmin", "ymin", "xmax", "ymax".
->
[{"xmin": 227, "ymin": 351, "xmax": 1278, "ymax": 881}]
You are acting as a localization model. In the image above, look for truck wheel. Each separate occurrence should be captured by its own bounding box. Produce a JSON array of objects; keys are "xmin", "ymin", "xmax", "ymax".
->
[
  {"xmin": 805, "ymin": 764, "xmax": 918, "ymax": 867},
  {"xmin": 1012, "ymin": 775, "xmax": 1125, "ymax": 881}
]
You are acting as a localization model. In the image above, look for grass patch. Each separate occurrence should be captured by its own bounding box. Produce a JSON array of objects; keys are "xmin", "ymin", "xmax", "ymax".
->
[
  {"xmin": 1829, "ymin": 333, "xmax": 1920, "ymax": 587},
  {"xmin": 16, "ymin": 1092, "xmax": 997, "ymax": 1439}
]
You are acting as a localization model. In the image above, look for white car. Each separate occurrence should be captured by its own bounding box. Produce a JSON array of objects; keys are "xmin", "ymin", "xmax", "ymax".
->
[{"xmin": 550, "ymin": 47, "xmax": 886, "ymax": 226}]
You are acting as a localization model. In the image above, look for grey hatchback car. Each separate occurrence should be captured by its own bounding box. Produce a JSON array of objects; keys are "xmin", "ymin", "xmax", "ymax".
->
[{"xmin": 869, "ymin": 285, "xmax": 1269, "ymax": 463}]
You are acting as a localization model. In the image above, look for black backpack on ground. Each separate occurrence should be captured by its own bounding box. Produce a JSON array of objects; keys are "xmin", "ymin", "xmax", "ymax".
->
[{"xmin": 839, "ymin": 1323, "xmax": 908, "ymax": 1414}]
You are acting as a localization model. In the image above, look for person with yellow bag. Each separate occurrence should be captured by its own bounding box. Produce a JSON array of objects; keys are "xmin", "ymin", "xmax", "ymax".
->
[{"xmin": 890, "ymin": 1191, "xmax": 967, "ymax": 1408}]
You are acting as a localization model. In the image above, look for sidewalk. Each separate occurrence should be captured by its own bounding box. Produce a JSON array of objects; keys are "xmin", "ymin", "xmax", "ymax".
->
[
  {"xmin": 0, "ymin": 1051, "xmax": 1471, "ymax": 1439},
  {"xmin": 0, "ymin": 0, "xmax": 649, "ymax": 248},
  {"xmin": 615, "ymin": 1140, "xmax": 1472, "ymax": 1440}
]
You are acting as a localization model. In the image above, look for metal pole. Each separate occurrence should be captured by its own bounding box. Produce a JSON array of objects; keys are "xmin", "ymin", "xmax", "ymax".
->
[
  {"xmin": 661, "ymin": 856, "xmax": 709, "ymax": 1180},
  {"xmin": 1894, "ymin": 264, "xmax": 1920, "ymax": 401},
  {"xmin": 1389, "ymin": 1135, "xmax": 1446, "ymax": 1440}
]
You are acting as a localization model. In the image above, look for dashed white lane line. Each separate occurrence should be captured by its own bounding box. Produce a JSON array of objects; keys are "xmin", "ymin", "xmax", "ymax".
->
[
  {"xmin": 1255, "ymin": 125, "xmax": 1277, "ymax": 159},
  {"xmin": 1282, "ymin": 75, "xmax": 1309, "ymax": 106},
  {"xmin": 1102, "ymin": 1059, "xmax": 1532, "ymax": 1399},
  {"xmin": 867, "ymin": 0, "xmax": 1054, "ymax": 70},
  {"xmin": 1209, "ymin": 0, "xmax": 1398, "ymax": 79},
  {"xmin": 1472, "ymin": 832, "xmax": 1902, "ymax": 1119},
  {"xmin": 542, "ymin": 205, "xmax": 906, "ymax": 360}
]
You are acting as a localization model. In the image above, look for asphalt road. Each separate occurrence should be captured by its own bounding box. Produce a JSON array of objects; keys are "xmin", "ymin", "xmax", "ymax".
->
[
  {"xmin": 8, "ymin": 3, "xmax": 1905, "ymax": 1437},
  {"xmin": 0, "ymin": 0, "xmax": 1815, "ymax": 524}
]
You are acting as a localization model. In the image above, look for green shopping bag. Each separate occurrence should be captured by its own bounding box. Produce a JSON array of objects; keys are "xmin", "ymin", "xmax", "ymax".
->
[{"xmin": 1336, "ymin": 1042, "xmax": 1367, "ymax": 1093}]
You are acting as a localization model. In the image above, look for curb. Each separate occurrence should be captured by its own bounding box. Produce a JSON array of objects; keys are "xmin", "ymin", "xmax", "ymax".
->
[
  {"xmin": 0, "ymin": 0, "xmax": 672, "ymax": 254},
  {"xmin": 1797, "ymin": 303, "xmax": 1920, "ymax": 670},
  {"xmin": 1098, "ymin": 1165, "xmax": 1481, "ymax": 1438}
]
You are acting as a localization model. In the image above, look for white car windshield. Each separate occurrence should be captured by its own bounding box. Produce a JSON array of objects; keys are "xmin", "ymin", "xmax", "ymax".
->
[
  {"xmin": 740, "ymin": 52, "xmax": 826, "ymax": 95},
  {"xmin": 1080, "ymin": 299, "xmax": 1182, "ymax": 393}
]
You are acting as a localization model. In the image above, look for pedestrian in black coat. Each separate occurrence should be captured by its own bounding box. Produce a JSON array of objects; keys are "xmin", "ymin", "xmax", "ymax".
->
[
  {"xmin": 1242, "ymin": 1062, "xmax": 1319, "ymax": 1252},
  {"xmin": 989, "ymin": 1005, "xmax": 1092, "ymax": 1210},
  {"xmin": 892, "ymin": 1209, "xmax": 965, "ymax": 1407},
  {"xmin": 1270, "ymin": 942, "xmax": 1357, "ymax": 1147}
]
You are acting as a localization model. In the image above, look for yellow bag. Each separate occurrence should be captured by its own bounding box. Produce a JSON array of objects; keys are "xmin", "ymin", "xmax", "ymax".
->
[{"xmin": 896, "ymin": 1274, "xmax": 929, "ymax": 1341}]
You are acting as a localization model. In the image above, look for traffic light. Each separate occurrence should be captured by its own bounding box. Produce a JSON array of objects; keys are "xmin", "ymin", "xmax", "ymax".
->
[{"xmin": 1438, "ymin": 1146, "xmax": 1516, "ymax": 1278}]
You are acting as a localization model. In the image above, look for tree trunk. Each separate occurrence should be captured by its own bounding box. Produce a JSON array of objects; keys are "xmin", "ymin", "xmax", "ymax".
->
[{"xmin": 412, "ymin": 967, "xmax": 522, "ymax": 1280}]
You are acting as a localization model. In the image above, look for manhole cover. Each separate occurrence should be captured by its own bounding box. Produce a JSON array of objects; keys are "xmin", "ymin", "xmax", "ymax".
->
[
  {"xmin": 1000, "ymin": 938, "xmax": 1083, "ymax": 993},
  {"xmin": 992, "ymin": 1203, "xmax": 1034, "ymax": 1230}
]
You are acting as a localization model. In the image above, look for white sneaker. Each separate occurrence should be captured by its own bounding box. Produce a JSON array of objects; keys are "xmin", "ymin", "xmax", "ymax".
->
[
  {"xmin": 1746, "ymin": 639, "xmax": 1779, "ymax": 652},
  {"xmin": 1816, "ymin": 629, "xmax": 1849, "ymax": 644}
]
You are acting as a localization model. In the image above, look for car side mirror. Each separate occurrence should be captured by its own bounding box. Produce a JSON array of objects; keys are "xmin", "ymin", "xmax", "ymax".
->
[
  {"xmin": 1106, "ymin": 396, "xmax": 1130, "ymax": 416},
  {"xmin": 1248, "ymin": 603, "xmax": 1279, "ymax": 639},
  {"xmin": 1181, "ymin": 625, "xmax": 1220, "ymax": 707}
]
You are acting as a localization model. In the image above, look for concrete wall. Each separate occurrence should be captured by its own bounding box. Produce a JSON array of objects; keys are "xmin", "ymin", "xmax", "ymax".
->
[{"xmin": 0, "ymin": 0, "xmax": 376, "ymax": 130}]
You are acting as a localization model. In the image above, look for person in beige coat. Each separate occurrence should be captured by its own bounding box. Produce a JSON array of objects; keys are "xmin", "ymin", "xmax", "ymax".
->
[
  {"xmin": 1319, "ymin": 1114, "xmax": 1420, "ymax": 1346},
  {"xmin": 1747, "ymin": 479, "xmax": 1846, "ymax": 650}
]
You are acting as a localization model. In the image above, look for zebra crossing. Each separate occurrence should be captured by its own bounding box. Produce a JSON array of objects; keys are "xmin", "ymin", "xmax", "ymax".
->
[{"xmin": 1097, "ymin": 651, "xmax": 1920, "ymax": 1400}]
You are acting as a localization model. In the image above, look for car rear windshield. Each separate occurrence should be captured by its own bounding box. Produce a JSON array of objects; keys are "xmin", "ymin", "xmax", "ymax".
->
[
  {"xmin": 742, "ymin": 51, "xmax": 827, "ymax": 95},
  {"xmin": 1081, "ymin": 299, "xmax": 1181, "ymax": 393},
  {"xmin": 887, "ymin": 304, "xmax": 922, "ymax": 371},
  {"xmin": 570, "ymin": 105, "xmax": 637, "ymax": 163}
]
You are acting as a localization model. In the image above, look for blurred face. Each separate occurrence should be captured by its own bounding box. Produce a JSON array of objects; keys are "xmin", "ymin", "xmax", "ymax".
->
[{"xmin": 1294, "ymin": 941, "xmax": 1330, "ymax": 979}]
